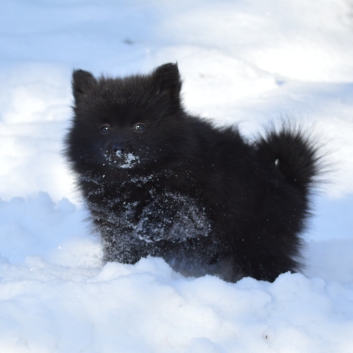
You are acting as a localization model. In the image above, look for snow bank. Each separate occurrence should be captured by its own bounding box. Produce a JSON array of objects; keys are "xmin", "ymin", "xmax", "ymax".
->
[
  {"xmin": 0, "ymin": 193, "xmax": 101, "ymax": 267},
  {"xmin": 0, "ymin": 253, "xmax": 353, "ymax": 353}
]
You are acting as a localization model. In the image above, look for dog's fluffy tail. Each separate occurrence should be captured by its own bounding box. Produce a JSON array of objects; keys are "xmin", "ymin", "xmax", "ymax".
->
[{"xmin": 255, "ymin": 123, "xmax": 321, "ymax": 191}]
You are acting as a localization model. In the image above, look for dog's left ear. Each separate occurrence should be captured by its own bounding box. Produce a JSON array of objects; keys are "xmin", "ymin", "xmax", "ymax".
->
[{"xmin": 152, "ymin": 63, "xmax": 182, "ymax": 101}]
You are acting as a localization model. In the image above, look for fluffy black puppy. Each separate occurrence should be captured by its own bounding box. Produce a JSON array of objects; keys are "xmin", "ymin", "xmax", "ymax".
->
[{"xmin": 65, "ymin": 63, "xmax": 320, "ymax": 282}]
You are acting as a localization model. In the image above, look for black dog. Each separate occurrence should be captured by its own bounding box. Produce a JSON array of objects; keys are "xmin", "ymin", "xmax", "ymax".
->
[{"xmin": 65, "ymin": 63, "xmax": 320, "ymax": 282}]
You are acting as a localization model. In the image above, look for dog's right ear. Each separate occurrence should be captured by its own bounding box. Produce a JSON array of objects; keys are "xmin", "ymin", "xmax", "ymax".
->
[{"xmin": 72, "ymin": 70, "xmax": 96, "ymax": 103}]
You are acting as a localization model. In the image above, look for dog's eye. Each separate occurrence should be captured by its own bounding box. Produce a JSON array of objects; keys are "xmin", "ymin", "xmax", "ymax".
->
[
  {"xmin": 100, "ymin": 124, "xmax": 111, "ymax": 134},
  {"xmin": 133, "ymin": 123, "xmax": 146, "ymax": 133}
]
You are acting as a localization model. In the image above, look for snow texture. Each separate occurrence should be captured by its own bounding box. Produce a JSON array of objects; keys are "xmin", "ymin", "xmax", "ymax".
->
[{"xmin": 0, "ymin": 0, "xmax": 353, "ymax": 352}]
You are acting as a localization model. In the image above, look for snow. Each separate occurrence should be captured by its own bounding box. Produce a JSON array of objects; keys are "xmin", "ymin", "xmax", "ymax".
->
[
  {"xmin": 0, "ymin": 0, "xmax": 352, "ymax": 352},
  {"xmin": 116, "ymin": 151, "xmax": 140, "ymax": 169}
]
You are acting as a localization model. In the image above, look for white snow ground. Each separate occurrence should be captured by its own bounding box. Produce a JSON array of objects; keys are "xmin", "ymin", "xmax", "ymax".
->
[{"xmin": 0, "ymin": 0, "xmax": 353, "ymax": 352}]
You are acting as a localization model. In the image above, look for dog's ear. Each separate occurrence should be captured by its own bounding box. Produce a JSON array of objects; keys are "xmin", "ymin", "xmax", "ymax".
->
[
  {"xmin": 72, "ymin": 69, "xmax": 96, "ymax": 103},
  {"xmin": 152, "ymin": 63, "xmax": 182, "ymax": 101}
]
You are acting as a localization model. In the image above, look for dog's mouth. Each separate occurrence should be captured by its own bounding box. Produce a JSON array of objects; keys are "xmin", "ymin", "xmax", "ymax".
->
[
  {"xmin": 103, "ymin": 150, "xmax": 140, "ymax": 169},
  {"xmin": 115, "ymin": 150, "xmax": 140, "ymax": 169}
]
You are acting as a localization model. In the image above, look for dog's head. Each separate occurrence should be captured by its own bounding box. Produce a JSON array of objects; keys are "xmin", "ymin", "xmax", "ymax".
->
[{"xmin": 66, "ymin": 63, "xmax": 195, "ymax": 173}]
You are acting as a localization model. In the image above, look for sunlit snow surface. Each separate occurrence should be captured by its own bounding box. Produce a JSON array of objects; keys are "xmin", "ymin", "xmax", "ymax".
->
[{"xmin": 0, "ymin": 0, "xmax": 353, "ymax": 352}]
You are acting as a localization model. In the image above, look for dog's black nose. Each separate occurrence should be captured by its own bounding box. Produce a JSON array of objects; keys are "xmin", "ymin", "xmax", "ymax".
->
[{"xmin": 113, "ymin": 142, "xmax": 127, "ymax": 153}]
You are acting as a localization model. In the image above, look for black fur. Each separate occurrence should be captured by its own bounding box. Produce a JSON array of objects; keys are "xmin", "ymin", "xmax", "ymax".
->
[{"xmin": 65, "ymin": 63, "xmax": 320, "ymax": 282}]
